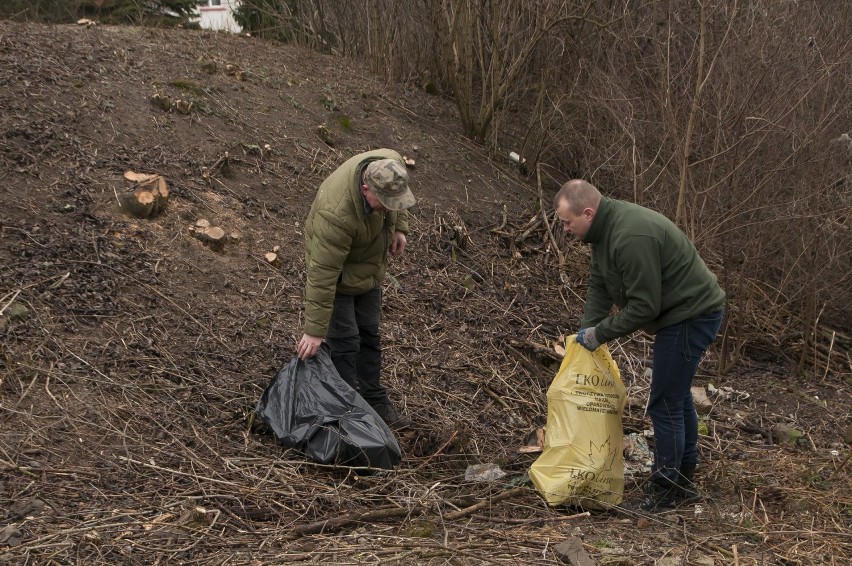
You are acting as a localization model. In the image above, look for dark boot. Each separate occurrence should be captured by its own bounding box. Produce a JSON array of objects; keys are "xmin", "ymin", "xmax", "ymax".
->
[
  {"xmin": 620, "ymin": 480, "xmax": 678, "ymax": 514},
  {"xmin": 371, "ymin": 402, "xmax": 412, "ymax": 430},
  {"xmin": 675, "ymin": 463, "xmax": 700, "ymax": 503}
]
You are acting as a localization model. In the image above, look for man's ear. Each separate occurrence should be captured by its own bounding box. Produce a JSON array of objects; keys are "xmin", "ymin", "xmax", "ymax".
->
[{"xmin": 583, "ymin": 207, "xmax": 595, "ymax": 219}]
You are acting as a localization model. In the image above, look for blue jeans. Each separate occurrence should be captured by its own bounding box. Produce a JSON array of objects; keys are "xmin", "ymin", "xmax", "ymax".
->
[
  {"xmin": 649, "ymin": 310, "xmax": 723, "ymax": 485},
  {"xmin": 325, "ymin": 286, "xmax": 387, "ymax": 406}
]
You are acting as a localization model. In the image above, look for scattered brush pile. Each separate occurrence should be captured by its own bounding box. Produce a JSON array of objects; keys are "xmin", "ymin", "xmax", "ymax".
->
[
  {"xmin": 2, "ymin": 199, "xmax": 849, "ymax": 565},
  {"xmin": 0, "ymin": 21, "xmax": 849, "ymax": 565}
]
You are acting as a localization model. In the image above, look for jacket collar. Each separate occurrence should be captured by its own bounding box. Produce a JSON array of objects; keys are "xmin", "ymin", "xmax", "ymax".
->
[
  {"xmin": 352, "ymin": 164, "xmax": 372, "ymax": 218},
  {"xmin": 584, "ymin": 197, "xmax": 613, "ymax": 244}
]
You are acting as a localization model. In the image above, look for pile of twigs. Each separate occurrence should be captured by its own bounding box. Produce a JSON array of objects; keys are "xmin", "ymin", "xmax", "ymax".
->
[{"xmin": 2, "ymin": 193, "xmax": 849, "ymax": 565}]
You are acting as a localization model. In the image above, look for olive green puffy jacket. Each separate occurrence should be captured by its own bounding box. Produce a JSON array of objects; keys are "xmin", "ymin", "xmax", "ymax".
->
[{"xmin": 303, "ymin": 149, "xmax": 410, "ymax": 337}]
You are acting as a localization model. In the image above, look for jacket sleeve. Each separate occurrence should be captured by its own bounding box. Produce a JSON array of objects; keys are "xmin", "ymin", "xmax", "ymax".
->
[
  {"xmin": 594, "ymin": 235, "xmax": 662, "ymax": 342},
  {"xmin": 303, "ymin": 211, "xmax": 353, "ymax": 337},
  {"xmin": 393, "ymin": 209, "xmax": 410, "ymax": 234},
  {"xmin": 581, "ymin": 254, "xmax": 612, "ymax": 329}
]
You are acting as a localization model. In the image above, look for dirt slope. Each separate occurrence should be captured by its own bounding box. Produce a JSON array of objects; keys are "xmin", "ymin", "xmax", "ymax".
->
[{"xmin": 1, "ymin": 22, "xmax": 849, "ymax": 565}]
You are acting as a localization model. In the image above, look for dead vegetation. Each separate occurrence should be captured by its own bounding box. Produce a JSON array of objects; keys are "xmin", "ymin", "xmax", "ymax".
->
[
  {"xmin": 241, "ymin": 0, "xmax": 852, "ymax": 376},
  {"xmin": 0, "ymin": 21, "xmax": 850, "ymax": 566}
]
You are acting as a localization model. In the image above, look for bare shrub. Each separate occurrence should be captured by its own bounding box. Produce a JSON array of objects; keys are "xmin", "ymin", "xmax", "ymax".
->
[
  {"xmin": 529, "ymin": 0, "xmax": 852, "ymax": 373},
  {"xmin": 224, "ymin": 1, "xmax": 852, "ymax": 375},
  {"xmin": 235, "ymin": 1, "xmax": 584, "ymax": 141},
  {"xmin": 12, "ymin": 1, "xmax": 849, "ymax": 374},
  {"xmin": 235, "ymin": 0, "xmax": 439, "ymax": 83},
  {"xmin": 0, "ymin": 0, "xmax": 203, "ymax": 25}
]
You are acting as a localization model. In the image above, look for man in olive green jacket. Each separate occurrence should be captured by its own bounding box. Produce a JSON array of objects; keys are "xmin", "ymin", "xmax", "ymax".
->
[
  {"xmin": 555, "ymin": 179, "xmax": 725, "ymax": 513},
  {"xmin": 297, "ymin": 149, "xmax": 415, "ymax": 427}
]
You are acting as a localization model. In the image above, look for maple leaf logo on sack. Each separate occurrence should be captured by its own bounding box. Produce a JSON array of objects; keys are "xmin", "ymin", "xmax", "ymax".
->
[{"xmin": 587, "ymin": 438, "xmax": 617, "ymax": 472}]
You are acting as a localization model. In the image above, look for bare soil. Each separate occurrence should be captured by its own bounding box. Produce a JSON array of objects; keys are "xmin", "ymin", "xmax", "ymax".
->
[{"xmin": 1, "ymin": 22, "xmax": 849, "ymax": 565}]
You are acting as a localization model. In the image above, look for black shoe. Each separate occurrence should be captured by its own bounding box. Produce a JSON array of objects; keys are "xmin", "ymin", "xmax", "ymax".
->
[
  {"xmin": 371, "ymin": 402, "xmax": 412, "ymax": 429},
  {"xmin": 675, "ymin": 464, "xmax": 701, "ymax": 504},
  {"xmin": 620, "ymin": 482, "xmax": 678, "ymax": 514},
  {"xmin": 674, "ymin": 481, "xmax": 701, "ymax": 504}
]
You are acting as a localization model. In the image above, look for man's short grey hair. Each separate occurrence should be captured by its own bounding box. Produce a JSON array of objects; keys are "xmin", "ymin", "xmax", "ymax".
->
[{"xmin": 554, "ymin": 179, "xmax": 601, "ymax": 214}]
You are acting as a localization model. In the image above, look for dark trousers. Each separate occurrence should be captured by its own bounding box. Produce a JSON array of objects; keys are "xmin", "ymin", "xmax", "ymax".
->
[
  {"xmin": 649, "ymin": 310, "xmax": 724, "ymax": 485},
  {"xmin": 325, "ymin": 286, "xmax": 387, "ymax": 406}
]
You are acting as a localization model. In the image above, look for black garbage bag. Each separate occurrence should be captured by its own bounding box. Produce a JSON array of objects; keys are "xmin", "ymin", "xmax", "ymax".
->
[{"xmin": 255, "ymin": 346, "xmax": 402, "ymax": 469}]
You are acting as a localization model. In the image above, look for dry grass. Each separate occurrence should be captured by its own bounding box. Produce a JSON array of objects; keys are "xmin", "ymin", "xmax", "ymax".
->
[
  {"xmin": 2, "ymin": 205, "xmax": 849, "ymax": 565},
  {"xmin": 0, "ymin": 20, "xmax": 849, "ymax": 566}
]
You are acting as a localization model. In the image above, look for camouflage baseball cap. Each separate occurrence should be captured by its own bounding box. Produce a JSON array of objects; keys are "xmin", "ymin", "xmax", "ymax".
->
[{"xmin": 364, "ymin": 159, "xmax": 416, "ymax": 210}]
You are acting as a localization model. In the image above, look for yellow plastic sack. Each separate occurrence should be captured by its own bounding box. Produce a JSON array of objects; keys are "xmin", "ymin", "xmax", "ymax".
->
[{"xmin": 529, "ymin": 336, "xmax": 626, "ymax": 508}]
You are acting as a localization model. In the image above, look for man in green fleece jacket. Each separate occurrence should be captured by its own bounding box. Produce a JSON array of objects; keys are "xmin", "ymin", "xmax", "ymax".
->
[
  {"xmin": 297, "ymin": 149, "xmax": 415, "ymax": 427},
  {"xmin": 554, "ymin": 179, "xmax": 725, "ymax": 513}
]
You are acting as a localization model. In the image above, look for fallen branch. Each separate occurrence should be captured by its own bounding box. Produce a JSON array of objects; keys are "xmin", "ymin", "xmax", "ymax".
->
[
  {"xmin": 482, "ymin": 384, "xmax": 512, "ymax": 411},
  {"xmin": 537, "ymin": 162, "xmax": 564, "ymax": 265},
  {"xmin": 293, "ymin": 487, "xmax": 530, "ymax": 536},
  {"xmin": 292, "ymin": 506, "xmax": 413, "ymax": 536},
  {"xmin": 444, "ymin": 487, "xmax": 527, "ymax": 520},
  {"xmin": 470, "ymin": 510, "xmax": 589, "ymax": 524},
  {"xmin": 415, "ymin": 429, "xmax": 460, "ymax": 470},
  {"xmin": 0, "ymin": 289, "xmax": 21, "ymax": 316},
  {"xmin": 828, "ymin": 450, "xmax": 851, "ymax": 482}
]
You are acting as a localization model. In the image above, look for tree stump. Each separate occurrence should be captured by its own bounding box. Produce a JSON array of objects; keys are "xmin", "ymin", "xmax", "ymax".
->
[
  {"xmin": 265, "ymin": 252, "xmax": 280, "ymax": 266},
  {"xmin": 197, "ymin": 226, "xmax": 226, "ymax": 252},
  {"xmin": 190, "ymin": 219, "xmax": 227, "ymax": 252},
  {"xmin": 117, "ymin": 171, "xmax": 170, "ymax": 219}
]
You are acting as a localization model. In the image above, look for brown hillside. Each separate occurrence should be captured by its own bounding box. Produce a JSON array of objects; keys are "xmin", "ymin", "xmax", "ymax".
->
[{"xmin": 1, "ymin": 22, "xmax": 849, "ymax": 565}]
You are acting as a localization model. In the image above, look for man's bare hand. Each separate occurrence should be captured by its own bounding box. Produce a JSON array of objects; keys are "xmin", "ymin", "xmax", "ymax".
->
[
  {"xmin": 389, "ymin": 231, "xmax": 407, "ymax": 256},
  {"xmin": 297, "ymin": 334, "xmax": 323, "ymax": 359}
]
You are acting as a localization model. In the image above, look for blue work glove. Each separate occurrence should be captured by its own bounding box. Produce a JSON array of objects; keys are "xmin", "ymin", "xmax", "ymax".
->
[{"xmin": 576, "ymin": 327, "xmax": 600, "ymax": 351}]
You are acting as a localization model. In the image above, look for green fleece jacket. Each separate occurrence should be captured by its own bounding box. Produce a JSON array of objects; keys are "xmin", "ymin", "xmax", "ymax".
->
[
  {"xmin": 303, "ymin": 149, "xmax": 409, "ymax": 337},
  {"xmin": 581, "ymin": 197, "xmax": 725, "ymax": 343}
]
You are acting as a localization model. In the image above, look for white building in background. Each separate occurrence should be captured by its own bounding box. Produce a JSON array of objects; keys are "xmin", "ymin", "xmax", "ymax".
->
[{"xmin": 196, "ymin": 0, "xmax": 242, "ymax": 33}]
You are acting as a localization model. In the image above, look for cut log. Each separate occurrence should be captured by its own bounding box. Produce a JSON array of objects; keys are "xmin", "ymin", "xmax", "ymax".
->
[
  {"xmin": 117, "ymin": 172, "xmax": 169, "ymax": 218},
  {"xmin": 225, "ymin": 64, "xmax": 245, "ymax": 80},
  {"xmin": 149, "ymin": 93, "xmax": 172, "ymax": 112},
  {"xmin": 190, "ymin": 219, "xmax": 227, "ymax": 252},
  {"xmin": 264, "ymin": 252, "xmax": 279, "ymax": 265},
  {"xmin": 174, "ymin": 99, "xmax": 193, "ymax": 115},
  {"xmin": 194, "ymin": 226, "xmax": 226, "ymax": 252},
  {"xmin": 116, "ymin": 188, "xmax": 154, "ymax": 218}
]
